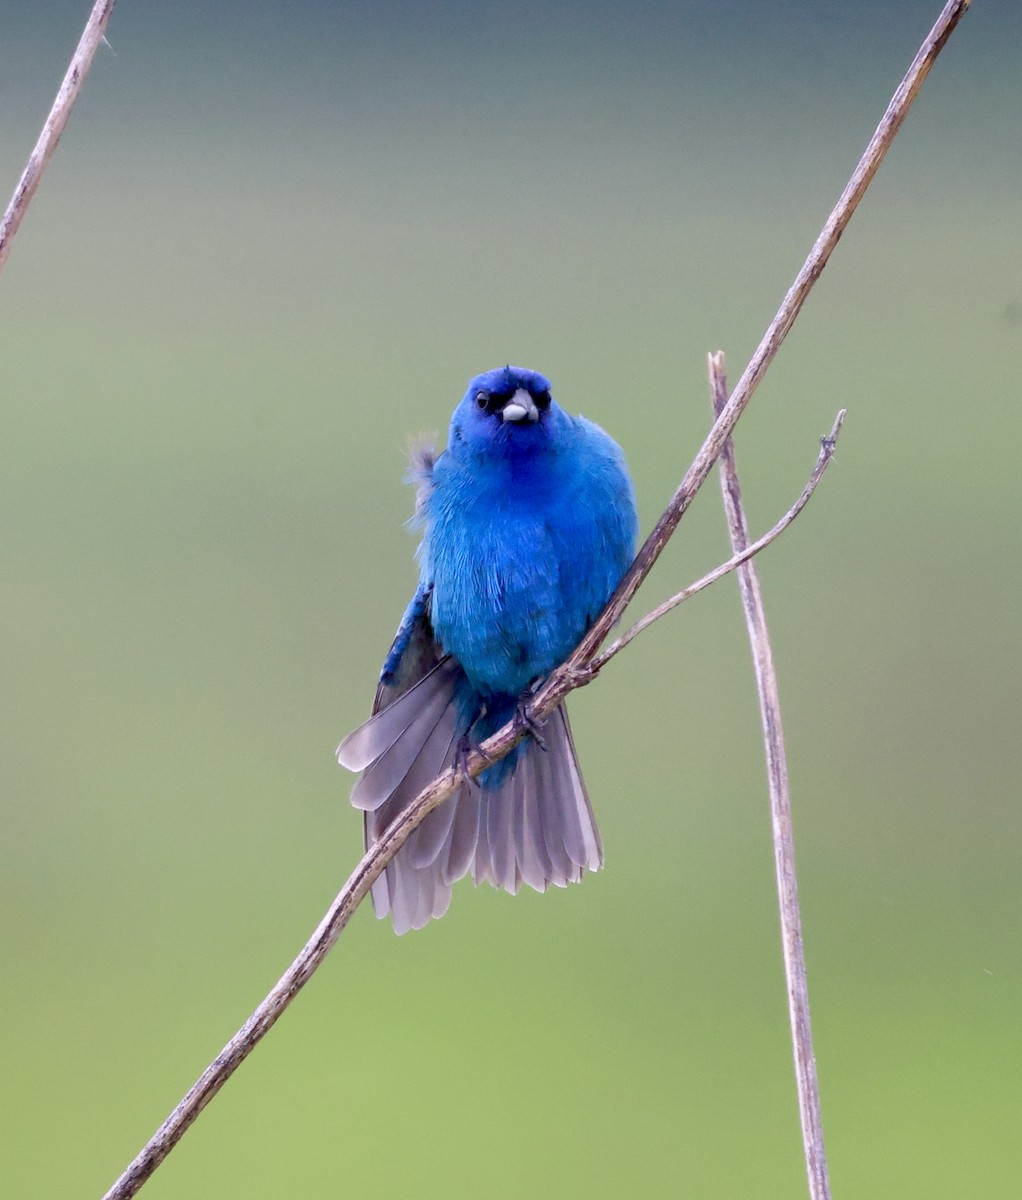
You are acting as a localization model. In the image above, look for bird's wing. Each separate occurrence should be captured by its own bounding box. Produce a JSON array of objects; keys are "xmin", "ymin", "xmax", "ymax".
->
[
  {"xmin": 337, "ymin": 653, "xmax": 468, "ymax": 933},
  {"xmin": 374, "ymin": 584, "xmax": 444, "ymax": 710},
  {"xmin": 336, "ymin": 583, "xmax": 467, "ymax": 932},
  {"xmin": 337, "ymin": 583, "xmax": 452, "ymax": 794}
]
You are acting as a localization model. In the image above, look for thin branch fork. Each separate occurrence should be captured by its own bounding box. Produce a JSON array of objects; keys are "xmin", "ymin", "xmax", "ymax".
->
[
  {"xmin": 591, "ymin": 408, "xmax": 845, "ymax": 675},
  {"xmin": 710, "ymin": 353, "xmax": 831, "ymax": 1200},
  {"xmin": 99, "ymin": 1, "xmax": 971, "ymax": 1197}
]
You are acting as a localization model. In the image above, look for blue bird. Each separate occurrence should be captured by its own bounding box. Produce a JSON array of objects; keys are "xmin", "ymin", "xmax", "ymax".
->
[{"xmin": 337, "ymin": 366, "xmax": 638, "ymax": 933}]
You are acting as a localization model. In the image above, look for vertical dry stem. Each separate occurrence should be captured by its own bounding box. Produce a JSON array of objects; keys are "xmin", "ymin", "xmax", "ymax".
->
[{"xmin": 709, "ymin": 352, "xmax": 831, "ymax": 1200}]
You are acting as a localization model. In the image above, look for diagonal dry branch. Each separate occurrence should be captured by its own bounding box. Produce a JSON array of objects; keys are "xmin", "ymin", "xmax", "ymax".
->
[
  {"xmin": 101, "ymin": 2, "xmax": 971, "ymax": 1197},
  {"xmin": 0, "ymin": 0, "xmax": 116, "ymax": 274}
]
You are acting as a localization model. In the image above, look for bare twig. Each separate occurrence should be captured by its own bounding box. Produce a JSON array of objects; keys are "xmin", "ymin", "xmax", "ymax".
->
[
  {"xmin": 102, "ymin": 3, "xmax": 970, "ymax": 1196},
  {"xmin": 0, "ymin": 0, "xmax": 116, "ymax": 275},
  {"xmin": 709, "ymin": 353, "xmax": 831, "ymax": 1199},
  {"xmin": 591, "ymin": 409, "xmax": 845, "ymax": 674}
]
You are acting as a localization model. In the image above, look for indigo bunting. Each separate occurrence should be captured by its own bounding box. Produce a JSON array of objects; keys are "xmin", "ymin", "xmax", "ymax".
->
[{"xmin": 337, "ymin": 366, "xmax": 637, "ymax": 933}]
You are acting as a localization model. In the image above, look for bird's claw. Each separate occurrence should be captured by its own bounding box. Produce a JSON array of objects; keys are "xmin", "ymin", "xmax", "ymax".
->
[
  {"xmin": 455, "ymin": 734, "xmax": 493, "ymax": 790},
  {"xmin": 513, "ymin": 703, "xmax": 547, "ymax": 752}
]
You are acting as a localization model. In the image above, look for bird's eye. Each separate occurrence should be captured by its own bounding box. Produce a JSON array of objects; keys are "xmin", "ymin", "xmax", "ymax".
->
[
  {"xmin": 535, "ymin": 390, "xmax": 552, "ymax": 410},
  {"xmin": 475, "ymin": 391, "xmax": 489, "ymax": 410}
]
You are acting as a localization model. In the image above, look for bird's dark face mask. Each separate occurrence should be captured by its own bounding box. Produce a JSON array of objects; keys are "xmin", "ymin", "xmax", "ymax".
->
[{"xmin": 473, "ymin": 384, "xmax": 551, "ymax": 425}]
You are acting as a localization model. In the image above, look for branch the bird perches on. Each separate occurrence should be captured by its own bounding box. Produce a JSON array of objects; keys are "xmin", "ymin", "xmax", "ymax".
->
[
  {"xmin": 0, "ymin": 2, "xmax": 971, "ymax": 1199},
  {"xmin": 97, "ymin": 3, "xmax": 970, "ymax": 1197}
]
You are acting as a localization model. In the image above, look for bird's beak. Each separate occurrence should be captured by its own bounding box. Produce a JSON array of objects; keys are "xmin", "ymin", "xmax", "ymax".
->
[{"xmin": 501, "ymin": 389, "xmax": 540, "ymax": 423}]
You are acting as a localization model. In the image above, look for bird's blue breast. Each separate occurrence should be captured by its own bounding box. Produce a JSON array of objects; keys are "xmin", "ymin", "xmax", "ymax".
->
[{"xmin": 421, "ymin": 413, "xmax": 636, "ymax": 701}]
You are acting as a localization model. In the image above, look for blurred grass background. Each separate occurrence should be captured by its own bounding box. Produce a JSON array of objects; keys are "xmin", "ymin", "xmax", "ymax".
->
[{"xmin": 2, "ymin": 1, "xmax": 1020, "ymax": 1196}]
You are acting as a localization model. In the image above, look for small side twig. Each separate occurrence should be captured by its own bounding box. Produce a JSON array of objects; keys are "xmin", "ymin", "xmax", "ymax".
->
[
  {"xmin": 591, "ymin": 409, "xmax": 844, "ymax": 674},
  {"xmin": 0, "ymin": 0, "xmax": 116, "ymax": 275},
  {"xmin": 709, "ymin": 352, "xmax": 831, "ymax": 1200}
]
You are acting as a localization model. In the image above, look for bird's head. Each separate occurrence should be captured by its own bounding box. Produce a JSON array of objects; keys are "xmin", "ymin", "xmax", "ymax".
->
[{"xmin": 449, "ymin": 365, "xmax": 561, "ymax": 459}]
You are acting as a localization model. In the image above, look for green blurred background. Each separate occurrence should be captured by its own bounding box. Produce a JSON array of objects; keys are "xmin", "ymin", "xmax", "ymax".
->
[{"xmin": 2, "ymin": 2, "xmax": 1019, "ymax": 1196}]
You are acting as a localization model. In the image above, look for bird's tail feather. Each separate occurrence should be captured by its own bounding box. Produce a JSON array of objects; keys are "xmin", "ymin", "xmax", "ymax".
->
[{"xmin": 338, "ymin": 672, "xmax": 603, "ymax": 934}]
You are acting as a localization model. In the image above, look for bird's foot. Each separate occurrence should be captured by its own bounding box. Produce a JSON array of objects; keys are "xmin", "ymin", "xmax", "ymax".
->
[
  {"xmin": 513, "ymin": 702, "xmax": 547, "ymax": 752},
  {"xmin": 454, "ymin": 734, "xmax": 493, "ymax": 790}
]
